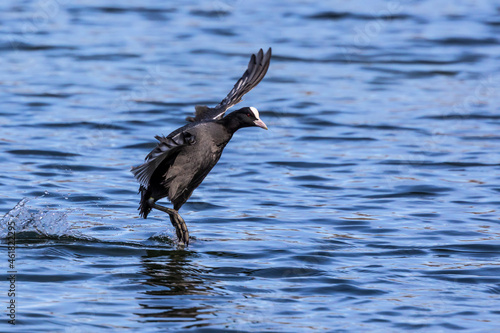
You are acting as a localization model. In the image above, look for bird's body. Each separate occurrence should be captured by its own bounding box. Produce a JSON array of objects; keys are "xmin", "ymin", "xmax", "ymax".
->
[
  {"xmin": 138, "ymin": 120, "xmax": 230, "ymax": 216},
  {"xmin": 131, "ymin": 48, "xmax": 272, "ymax": 246}
]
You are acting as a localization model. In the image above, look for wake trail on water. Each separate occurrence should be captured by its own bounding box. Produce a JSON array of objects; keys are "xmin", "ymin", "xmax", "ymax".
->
[
  {"xmin": 0, "ymin": 197, "xmax": 178, "ymax": 248},
  {"xmin": 0, "ymin": 197, "xmax": 76, "ymax": 239}
]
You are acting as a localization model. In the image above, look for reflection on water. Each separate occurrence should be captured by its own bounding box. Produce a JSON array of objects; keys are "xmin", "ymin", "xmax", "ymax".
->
[
  {"xmin": 140, "ymin": 249, "xmax": 208, "ymax": 296},
  {"xmin": 137, "ymin": 249, "xmax": 216, "ymax": 325}
]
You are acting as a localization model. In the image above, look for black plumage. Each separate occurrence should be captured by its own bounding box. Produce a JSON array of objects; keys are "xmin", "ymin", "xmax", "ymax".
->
[{"xmin": 131, "ymin": 48, "xmax": 272, "ymax": 246}]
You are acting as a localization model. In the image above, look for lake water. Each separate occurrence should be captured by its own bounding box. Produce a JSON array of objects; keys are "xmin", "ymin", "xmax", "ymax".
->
[{"xmin": 1, "ymin": 0, "xmax": 500, "ymax": 331}]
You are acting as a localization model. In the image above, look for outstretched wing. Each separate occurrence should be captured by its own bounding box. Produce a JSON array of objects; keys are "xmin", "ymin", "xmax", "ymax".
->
[
  {"xmin": 131, "ymin": 131, "xmax": 196, "ymax": 187},
  {"xmin": 186, "ymin": 47, "xmax": 272, "ymax": 122}
]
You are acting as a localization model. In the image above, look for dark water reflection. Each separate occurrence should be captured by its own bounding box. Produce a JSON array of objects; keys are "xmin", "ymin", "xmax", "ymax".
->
[{"xmin": 2, "ymin": 0, "xmax": 500, "ymax": 331}]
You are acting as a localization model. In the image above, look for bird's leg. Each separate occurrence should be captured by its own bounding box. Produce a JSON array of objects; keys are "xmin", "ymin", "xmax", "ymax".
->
[
  {"xmin": 169, "ymin": 212, "xmax": 189, "ymax": 247},
  {"xmin": 149, "ymin": 199, "xmax": 189, "ymax": 246}
]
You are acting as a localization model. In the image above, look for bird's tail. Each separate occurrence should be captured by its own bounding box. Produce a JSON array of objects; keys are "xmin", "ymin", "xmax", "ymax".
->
[{"xmin": 138, "ymin": 185, "xmax": 153, "ymax": 219}]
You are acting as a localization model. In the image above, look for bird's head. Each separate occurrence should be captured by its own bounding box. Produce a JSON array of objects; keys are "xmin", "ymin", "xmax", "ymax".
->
[{"xmin": 233, "ymin": 107, "xmax": 268, "ymax": 130}]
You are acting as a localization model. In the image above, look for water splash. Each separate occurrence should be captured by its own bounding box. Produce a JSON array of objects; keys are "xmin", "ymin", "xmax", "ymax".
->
[
  {"xmin": 0, "ymin": 198, "xmax": 172, "ymax": 246},
  {"xmin": 0, "ymin": 198, "xmax": 73, "ymax": 239}
]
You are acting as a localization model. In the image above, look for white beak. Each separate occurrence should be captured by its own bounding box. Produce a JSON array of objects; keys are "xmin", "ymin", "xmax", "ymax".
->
[{"xmin": 253, "ymin": 119, "xmax": 268, "ymax": 130}]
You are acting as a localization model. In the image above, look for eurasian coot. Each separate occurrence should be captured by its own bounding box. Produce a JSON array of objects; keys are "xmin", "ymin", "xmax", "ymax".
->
[{"xmin": 131, "ymin": 48, "xmax": 272, "ymax": 246}]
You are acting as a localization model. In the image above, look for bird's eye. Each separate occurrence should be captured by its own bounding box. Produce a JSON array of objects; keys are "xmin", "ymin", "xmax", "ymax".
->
[{"xmin": 246, "ymin": 113, "xmax": 251, "ymax": 117}]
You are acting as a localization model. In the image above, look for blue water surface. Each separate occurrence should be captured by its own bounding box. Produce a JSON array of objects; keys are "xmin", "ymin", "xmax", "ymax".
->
[{"xmin": 1, "ymin": 0, "xmax": 500, "ymax": 331}]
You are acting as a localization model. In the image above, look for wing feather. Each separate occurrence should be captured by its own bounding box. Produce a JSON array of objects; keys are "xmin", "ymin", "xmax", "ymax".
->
[
  {"xmin": 186, "ymin": 48, "xmax": 272, "ymax": 122},
  {"xmin": 131, "ymin": 131, "xmax": 195, "ymax": 187}
]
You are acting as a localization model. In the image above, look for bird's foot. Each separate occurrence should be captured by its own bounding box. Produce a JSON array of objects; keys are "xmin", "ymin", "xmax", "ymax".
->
[
  {"xmin": 171, "ymin": 212, "xmax": 189, "ymax": 247},
  {"xmin": 152, "ymin": 203, "xmax": 190, "ymax": 247}
]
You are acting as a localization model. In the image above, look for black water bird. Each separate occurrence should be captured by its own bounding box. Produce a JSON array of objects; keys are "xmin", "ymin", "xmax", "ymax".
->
[{"xmin": 131, "ymin": 48, "xmax": 272, "ymax": 246}]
